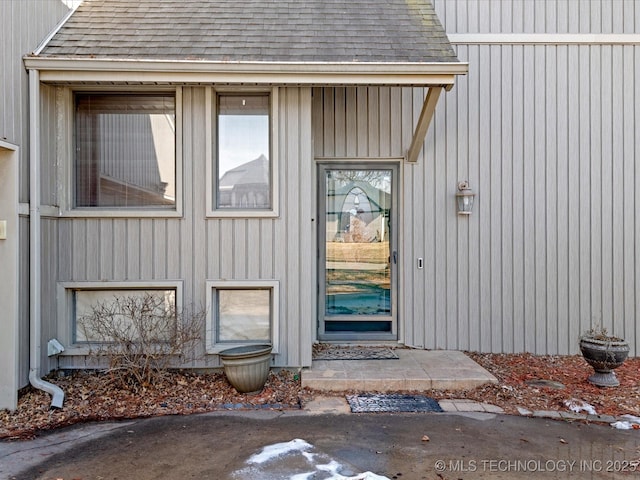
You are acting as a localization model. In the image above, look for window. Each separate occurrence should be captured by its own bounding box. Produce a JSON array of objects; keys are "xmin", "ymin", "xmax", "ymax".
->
[
  {"xmin": 206, "ymin": 281, "xmax": 279, "ymax": 353},
  {"xmin": 72, "ymin": 288, "xmax": 177, "ymax": 343},
  {"xmin": 216, "ymin": 94, "xmax": 271, "ymax": 210},
  {"xmin": 75, "ymin": 93, "xmax": 176, "ymax": 209}
]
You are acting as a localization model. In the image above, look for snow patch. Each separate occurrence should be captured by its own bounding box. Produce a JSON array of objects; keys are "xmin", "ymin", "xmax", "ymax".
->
[
  {"xmin": 235, "ymin": 438, "xmax": 390, "ymax": 480},
  {"xmin": 248, "ymin": 439, "xmax": 313, "ymax": 464},
  {"xmin": 611, "ymin": 414, "xmax": 640, "ymax": 430},
  {"xmin": 564, "ymin": 399, "xmax": 597, "ymax": 415}
]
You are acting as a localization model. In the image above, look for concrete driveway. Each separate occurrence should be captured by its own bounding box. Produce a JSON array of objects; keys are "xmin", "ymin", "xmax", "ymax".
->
[{"xmin": 3, "ymin": 410, "xmax": 639, "ymax": 480}]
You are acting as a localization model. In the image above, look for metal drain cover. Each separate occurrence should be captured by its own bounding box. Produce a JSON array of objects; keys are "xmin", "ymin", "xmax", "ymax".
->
[{"xmin": 346, "ymin": 394, "xmax": 443, "ymax": 413}]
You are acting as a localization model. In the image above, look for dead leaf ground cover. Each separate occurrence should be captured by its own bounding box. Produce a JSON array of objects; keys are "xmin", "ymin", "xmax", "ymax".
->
[{"xmin": 2, "ymin": 353, "xmax": 639, "ymax": 441}]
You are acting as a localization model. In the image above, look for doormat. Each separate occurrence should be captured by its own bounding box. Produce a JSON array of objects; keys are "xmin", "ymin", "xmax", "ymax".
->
[
  {"xmin": 312, "ymin": 347, "xmax": 399, "ymax": 361},
  {"xmin": 346, "ymin": 394, "xmax": 443, "ymax": 413}
]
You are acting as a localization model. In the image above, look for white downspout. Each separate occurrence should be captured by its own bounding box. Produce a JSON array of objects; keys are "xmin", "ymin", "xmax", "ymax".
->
[{"xmin": 28, "ymin": 68, "xmax": 64, "ymax": 409}]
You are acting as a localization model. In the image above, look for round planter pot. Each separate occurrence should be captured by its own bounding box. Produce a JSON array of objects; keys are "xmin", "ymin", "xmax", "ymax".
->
[
  {"xmin": 219, "ymin": 344, "xmax": 273, "ymax": 394},
  {"xmin": 579, "ymin": 338, "xmax": 629, "ymax": 387}
]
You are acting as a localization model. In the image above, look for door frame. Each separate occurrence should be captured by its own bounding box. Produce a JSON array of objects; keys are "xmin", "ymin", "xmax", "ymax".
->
[{"xmin": 317, "ymin": 161, "xmax": 399, "ymax": 342}]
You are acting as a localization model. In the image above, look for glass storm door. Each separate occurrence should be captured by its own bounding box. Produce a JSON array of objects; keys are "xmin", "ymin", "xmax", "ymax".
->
[{"xmin": 318, "ymin": 165, "xmax": 397, "ymax": 341}]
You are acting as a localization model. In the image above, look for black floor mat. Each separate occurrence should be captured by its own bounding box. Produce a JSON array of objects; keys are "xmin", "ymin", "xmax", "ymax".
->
[
  {"xmin": 347, "ymin": 394, "xmax": 443, "ymax": 413},
  {"xmin": 312, "ymin": 347, "xmax": 399, "ymax": 360}
]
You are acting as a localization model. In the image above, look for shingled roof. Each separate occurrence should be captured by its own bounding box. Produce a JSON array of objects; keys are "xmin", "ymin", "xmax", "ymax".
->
[{"xmin": 37, "ymin": 0, "xmax": 458, "ymax": 64}]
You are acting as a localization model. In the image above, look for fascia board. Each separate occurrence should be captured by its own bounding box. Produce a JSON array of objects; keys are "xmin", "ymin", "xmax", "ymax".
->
[{"xmin": 23, "ymin": 57, "xmax": 468, "ymax": 85}]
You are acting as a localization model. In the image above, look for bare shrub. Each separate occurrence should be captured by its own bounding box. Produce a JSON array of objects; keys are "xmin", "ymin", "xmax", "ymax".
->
[{"xmin": 77, "ymin": 293, "xmax": 205, "ymax": 390}]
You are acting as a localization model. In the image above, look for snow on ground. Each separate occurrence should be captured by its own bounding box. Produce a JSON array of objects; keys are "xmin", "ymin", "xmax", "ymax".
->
[{"xmin": 235, "ymin": 438, "xmax": 390, "ymax": 480}]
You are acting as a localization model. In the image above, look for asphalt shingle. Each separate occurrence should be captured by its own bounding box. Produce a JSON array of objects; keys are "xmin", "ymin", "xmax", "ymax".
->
[{"xmin": 38, "ymin": 0, "xmax": 459, "ymax": 63}]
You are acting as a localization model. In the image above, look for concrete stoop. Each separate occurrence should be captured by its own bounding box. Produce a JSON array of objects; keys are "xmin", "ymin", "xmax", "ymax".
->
[{"xmin": 301, "ymin": 349, "xmax": 498, "ymax": 392}]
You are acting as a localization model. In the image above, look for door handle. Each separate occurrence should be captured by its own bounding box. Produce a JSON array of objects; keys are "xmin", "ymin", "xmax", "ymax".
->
[{"xmin": 393, "ymin": 251, "xmax": 397, "ymax": 265}]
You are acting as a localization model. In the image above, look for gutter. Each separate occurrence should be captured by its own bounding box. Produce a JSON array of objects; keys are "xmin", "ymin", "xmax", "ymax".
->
[{"xmin": 28, "ymin": 69, "xmax": 64, "ymax": 409}]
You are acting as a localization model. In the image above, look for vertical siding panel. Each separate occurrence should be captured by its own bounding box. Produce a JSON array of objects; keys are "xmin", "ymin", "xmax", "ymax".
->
[
  {"xmin": 477, "ymin": 45, "xmax": 492, "ymax": 352},
  {"xmin": 430, "ymin": 85, "xmax": 447, "ymax": 348},
  {"xmin": 489, "ymin": 45, "xmax": 503, "ymax": 352},
  {"xmin": 511, "ymin": 44, "xmax": 526, "ymax": 352},
  {"xmin": 533, "ymin": 46, "xmax": 547, "ymax": 353},
  {"xmin": 522, "ymin": 44, "xmax": 536, "ymax": 352},
  {"xmin": 390, "ymin": 88, "xmax": 402, "ymax": 157},
  {"xmin": 312, "ymin": 87, "xmax": 323, "ymax": 157},
  {"xmin": 285, "ymin": 88, "xmax": 301, "ymax": 365},
  {"xmin": 611, "ymin": 46, "xmax": 625, "ymax": 339},
  {"xmin": 298, "ymin": 87, "xmax": 313, "ymax": 365},
  {"xmin": 589, "ymin": 46, "xmax": 603, "ymax": 330},
  {"xmin": 207, "ymin": 219, "xmax": 220, "ymax": 279},
  {"xmin": 345, "ymin": 88, "xmax": 357, "ymax": 157},
  {"xmin": 180, "ymin": 88, "xmax": 194, "ymax": 303},
  {"xmin": 99, "ymin": 219, "xmax": 113, "ymax": 280},
  {"xmin": 112, "ymin": 219, "xmax": 127, "ymax": 280},
  {"xmin": 454, "ymin": 46, "xmax": 471, "ymax": 351},
  {"xmin": 139, "ymin": 220, "xmax": 154, "ymax": 279},
  {"xmin": 545, "ymin": 45, "xmax": 559, "ymax": 354},
  {"xmin": 153, "ymin": 219, "xmax": 167, "ymax": 279},
  {"xmin": 378, "ymin": 87, "xmax": 391, "ymax": 157},
  {"xmin": 234, "ymin": 220, "xmax": 247, "ymax": 279},
  {"xmin": 356, "ymin": 87, "xmax": 368, "ymax": 156},
  {"xmin": 367, "ymin": 87, "xmax": 379, "ymax": 157},
  {"xmin": 322, "ymin": 88, "xmax": 335, "ymax": 158},
  {"xmin": 127, "ymin": 220, "xmax": 140, "ymax": 280},
  {"xmin": 566, "ymin": 45, "xmax": 581, "ymax": 352},
  {"xmin": 462, "ymin": 46, "xmax": 480, "ymax": 352},
  {"xmin": 72, "ymin": 220, "xmax": 86, "ymax": 280},
  {"xmin": 578, "ymin": 45, "xmax": 592, "ymax": 336},
  {"xmin": 167, "ymin": 220, "xmax": 181, "ymax": 279},
  {"xmin": 58, "ymin": 220, "xmax": 72, "ymax": 281},
  {"xmin": 623, "ymin": 45, "xmax": 636, "ymax": 344},
  {"xmin": 191, "ymin": 88, "xmax": 207, "ymax": 305},
  {"xmin": 219, "ymin": 222, "xmax": 234, "ymax": 278},
  {"xmin": 334, "ymin": 88, "xmax": 346, "ymax": 157},
  {"xmin": 500, "ymin": 44, "xmax": 514, "ymax": 353},
  {"xmin": 403, "ymin": 88, "xmax": 423, "ymax": 348},
  {"xmin": 444, "ymin": 84, "xmax": 459, "ymax": 350},
  {"xmin": 260, "ymin": 220, "xmax": 273, "ymax": 279},
  {"xmin": 246, "ymin": 220, "xmax": 261, "ymax": 279},
  {"xmin": 555, "ymin": 45, "xmax": 571, "ymax": 354},
  {"xmin": 600, "ymin": 46, "xmax": 614, "ymax": 335}
]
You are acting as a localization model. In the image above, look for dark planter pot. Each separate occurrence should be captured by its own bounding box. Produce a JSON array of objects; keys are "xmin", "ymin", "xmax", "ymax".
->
[
  {"xmin": 219, "ymin": 344, "xmax": 272, "ymax": 394},
  {"xmin": 579, "ymin": 337, "xmax": 629, "ymax": 387}
]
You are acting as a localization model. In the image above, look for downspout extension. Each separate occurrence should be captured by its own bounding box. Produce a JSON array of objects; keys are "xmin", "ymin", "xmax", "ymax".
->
[{"xmin": 28, "ymin": 68, "xmax": 64, "ymax": 409}]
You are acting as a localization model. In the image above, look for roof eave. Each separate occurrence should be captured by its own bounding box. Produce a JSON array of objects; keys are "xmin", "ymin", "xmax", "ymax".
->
[{"xmin": 23, "ymin": 57, "xmax": 468, "ymax": 86}]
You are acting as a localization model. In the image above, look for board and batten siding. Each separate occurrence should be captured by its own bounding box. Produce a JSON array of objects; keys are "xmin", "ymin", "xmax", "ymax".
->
[
  {"xmin": 433, "ymin": 0, "xmax": 639, "ymax": 34},
  {"xmin": 51, "ymin": 86, "xmax": 314, "ymax": 369},
  {"xmin": 1, "ymin": 0, "xmax": 72, "ymax": 388},
  {"xmin": 314, "ymin": 40, "xmax": 639, "ymax": 356},
  {"xmin": 431, "ymin": 0, "xmax": 640, "ymax": 356}
]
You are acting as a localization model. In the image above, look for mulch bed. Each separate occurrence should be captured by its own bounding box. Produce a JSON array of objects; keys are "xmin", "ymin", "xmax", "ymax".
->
[{"xmin": 2, "ymin": 353, "xmax": 639, "ymax": 440}]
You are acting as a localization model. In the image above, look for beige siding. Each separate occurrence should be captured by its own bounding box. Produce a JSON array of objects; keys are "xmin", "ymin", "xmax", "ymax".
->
[
  {"xmin": 426, "ymin": 0, "xmax": 640, "ymax": 355},
  {"xmin": 314, "ymin": 40, "xmax": 639, "ymax": 356},
  {"xmin": 53, "ymin": 86, "xmax": 314, "ymax": 368},
  {"xmin": 0, "ymin": 0, "xmax": 70, "ymax": 202},
  {"xmin": 1, "ymin": 0, "xmax": 71, "ymax": 387},
  {"xmin": 433, "ymin": 0, "xmax": 639, "ymax": 34}
]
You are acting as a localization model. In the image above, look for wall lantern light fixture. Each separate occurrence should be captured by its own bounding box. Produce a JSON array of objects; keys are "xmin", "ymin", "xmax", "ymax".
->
[{"xmin": 456, "ymin": 181, "xmax": 475, "ymax": 215}]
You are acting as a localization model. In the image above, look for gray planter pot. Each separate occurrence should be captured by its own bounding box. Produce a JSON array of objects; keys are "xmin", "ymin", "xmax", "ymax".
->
[
  {"xmin": 219, "ymin": 344, "xmax": 273, "ymax": 393},
  {"xmin": 579, "ymin": 337, "xmax": 629, "ymax": 387}
]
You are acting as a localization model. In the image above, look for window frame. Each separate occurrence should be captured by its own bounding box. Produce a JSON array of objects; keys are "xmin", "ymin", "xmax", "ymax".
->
[
  {"xmin": 60, "ymin": 87, "xmax": 183, "ymax": 218},
  {"xmin": 58, "ymin": 281, "xmax": 183, "ymax": 354},
  {"xmin": 206, "ymin": 87, "xmax": 279, "ymax": 218},
  {"xmin": 205, "ymin": 280, "xmax": 280, "ymax": 354}
]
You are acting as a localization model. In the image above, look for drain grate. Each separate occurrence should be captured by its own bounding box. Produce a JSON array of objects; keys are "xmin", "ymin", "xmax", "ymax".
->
[{"xmin": 347, "ymin": 394, "xmax": 443, "ymax": 413}]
